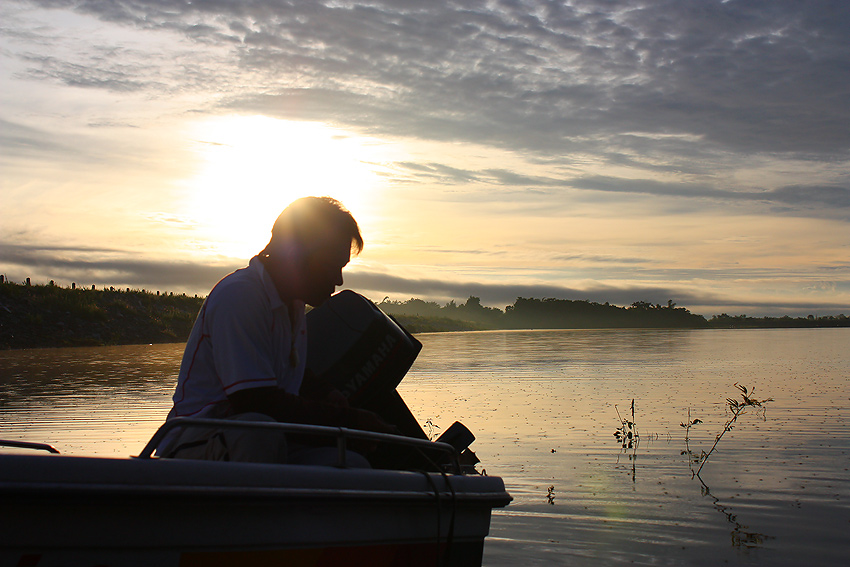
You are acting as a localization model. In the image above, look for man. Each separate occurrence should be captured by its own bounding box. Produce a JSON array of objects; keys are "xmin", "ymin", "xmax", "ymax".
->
[{"xmin": 158, "ymin": 196, "xmax": 393, "ymax": 464}]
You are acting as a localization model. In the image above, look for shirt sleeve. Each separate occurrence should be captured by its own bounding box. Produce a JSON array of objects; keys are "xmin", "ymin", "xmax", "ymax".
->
[{"xmin": 206, "ymin": 280, "xmax": 280, "ymax": 396}]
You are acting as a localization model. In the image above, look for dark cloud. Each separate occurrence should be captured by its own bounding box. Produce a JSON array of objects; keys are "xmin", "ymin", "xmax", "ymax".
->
[
  {"xmin": 766, "ymin": 185, "xmax": 850, "ymax": 209},
  {"xmin": 17, "ymin": 52, "xmax": 157, "ymax": 92},
  {"xmin": 484, "ymin": 169, "xmax": 555, "ymax": 187},
  {"xmin": 393, "ymin": 162, "xmax": 483, "ymax": 184},
  {"xmin": 411, "ymin": 246, "xmax": 507, "ymax": 257},
  {"xmin": 551, "ymin": 253, "xmax": 650, "ymax": 265},
  {"xmin": 343, "ymin": 269, "xmax": 850, "ymax": 317},
  {"xmin": 571, "ymin": 176, "xmax": 850, "ymax": 210},
  {"xmin": 0, "ymin": 244, "xmax": 237, "ymax": 291},
  {"xmin": 2, "ymin": 244, "xmax": 845, "ymax": 316},
  {"xmin": 388, "ymin": 161, "xmax": 850, "ymax": 213},
  {"xmin": 344, "ymin": 269, "xmax": 707, "ymax": 309}
]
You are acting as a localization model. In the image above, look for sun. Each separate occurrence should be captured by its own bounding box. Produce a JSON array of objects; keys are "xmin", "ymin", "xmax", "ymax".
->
[{"xmin": 181, "ymin": 115, "xmax": 389, "ymax": 259}]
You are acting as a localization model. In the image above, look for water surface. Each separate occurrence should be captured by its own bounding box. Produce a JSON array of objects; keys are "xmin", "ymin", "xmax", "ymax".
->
[{"xmin": 1, "ymin": 328, "xmax": 847, "ymax": 565}]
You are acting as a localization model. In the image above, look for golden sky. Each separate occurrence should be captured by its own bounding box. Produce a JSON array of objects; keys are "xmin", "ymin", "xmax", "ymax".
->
[{"xmin": 2, "ymin": 1, "xmax": 849, "ymax": 317}]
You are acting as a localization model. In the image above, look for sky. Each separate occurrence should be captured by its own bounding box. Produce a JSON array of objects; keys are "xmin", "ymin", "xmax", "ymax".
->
[{"xmin": 2, "ymin": 0, "xmax": 849, "ymax": 318}]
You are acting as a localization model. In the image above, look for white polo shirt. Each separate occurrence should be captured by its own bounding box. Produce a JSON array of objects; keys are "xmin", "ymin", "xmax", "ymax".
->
[{"xmin": 166, "ymin": 256, "xmax": 307, "ymax": 421}]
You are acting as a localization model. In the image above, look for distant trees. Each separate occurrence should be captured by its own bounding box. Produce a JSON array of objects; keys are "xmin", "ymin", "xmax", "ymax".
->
[
  {"xmin": 378, "ymin": 295, "xmax": 503, "ymax": 330},
  {"xmin": 708, "ymin": 313, "xmax": 849, "ymax": 328},
  {"xmin": 378, "ymin": 296, "xmax": 710, "ymax": 330},
  {"xmin": 443, "ymin": 296, "xmax": 503, "ymax": 327},
  {"xmin": 501, "ymin": 297, "xmax": 706, "ymax": 329}
]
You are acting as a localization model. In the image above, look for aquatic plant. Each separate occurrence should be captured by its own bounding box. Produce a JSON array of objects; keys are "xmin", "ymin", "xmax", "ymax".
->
[
  {"xmin": 680, "ymin": 408, "xmax": 703, "ymax": 444},
  {"xmin": 546, "ymin": 485, "xmax": 556, "ymax": 505},
  {"xmin": 424, "ymin": 418, "xmax": 440, "ymax": 441},
  {"xmin": 680, "ymin": 408, "xmax": 703, "ymax": 472},
  {"xmin": 614, "ymin": 399, "xmax": 640, "ymax": 451},
  {"xmin": 694, "ymin": 384, "xmax": 772, "ymax": 478},
  {"xmin": 680, "ymin": 386, "xmax": 776, "ymax": 549},
  {"xmin": 613, "ymin": 399, "xmax": 641, "ymax": 483}
]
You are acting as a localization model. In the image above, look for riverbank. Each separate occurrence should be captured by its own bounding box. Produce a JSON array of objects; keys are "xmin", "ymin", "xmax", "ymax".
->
[
  {"xmin": 0, "ymin": 282, "xmax": 204, "ymax": 350},
  {"xmin": 1, "ymin": 281, "xmax": 846, "ymax": 349},
  {"xmin": 0, "ymin": 281, "xmax": 481, "ymax": 349}
]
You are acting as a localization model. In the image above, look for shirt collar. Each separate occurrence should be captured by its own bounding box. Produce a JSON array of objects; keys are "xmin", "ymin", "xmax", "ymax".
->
[
  {"xmin": 249, "ymin": 255, "xmax": 305, "ymax": 314},
  {"xmin": 249, "ymin": 255, "xmax": 284, "ymax": 311}
]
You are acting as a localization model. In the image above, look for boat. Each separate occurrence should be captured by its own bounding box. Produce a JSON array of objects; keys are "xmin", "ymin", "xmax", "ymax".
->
[
  {"xmin": 1, "ymin": 291, "xmax": 511, "ymax": 565},
  {"xmin": 0, "ymin": 417, "xmax": 511, "ymax": 567}
]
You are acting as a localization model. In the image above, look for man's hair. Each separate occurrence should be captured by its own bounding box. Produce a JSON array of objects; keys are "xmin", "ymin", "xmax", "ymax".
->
[{"xmin": 265, "ymin": 196, "xmax": 363, "ymax": 255}]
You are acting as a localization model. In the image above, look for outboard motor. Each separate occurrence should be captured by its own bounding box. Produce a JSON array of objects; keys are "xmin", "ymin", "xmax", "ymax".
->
[
  {"xmin": 305, "ymin": 290, "xmax": 475, "ymax": 469},
  {"xmin": 306, "ymin": 290, "xmax": 423, "ymax": 407}
]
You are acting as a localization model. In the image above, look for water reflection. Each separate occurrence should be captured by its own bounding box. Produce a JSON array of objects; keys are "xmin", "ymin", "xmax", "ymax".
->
[
  {"xmin": 402, "ymin": 329, "xmax": 849, "ymax": 566},
  {"xmin": 0, "ymin": 343, "xmax": 181, "ymax": 455},
  {"xmin": 699, "ymin": 480, "xmax": 775, "ymax": 550}
]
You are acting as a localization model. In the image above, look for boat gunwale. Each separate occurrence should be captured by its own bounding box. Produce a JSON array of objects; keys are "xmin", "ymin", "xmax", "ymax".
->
[
  {"xmin": 139, "ymin": 417, "xmax": 460, "ymax": 465},
  {"xmin": 0, "ymin": 480, "xmax": 511, "ymax": 506}
]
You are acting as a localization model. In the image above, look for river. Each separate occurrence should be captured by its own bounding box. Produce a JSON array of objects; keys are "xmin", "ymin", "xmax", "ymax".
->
[{"xmin": 1, "ymin": 328, "xmax": 848, "ymax": 565}]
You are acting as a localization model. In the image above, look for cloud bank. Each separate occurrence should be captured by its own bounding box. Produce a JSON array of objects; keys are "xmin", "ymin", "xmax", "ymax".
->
[{"xmin": 2, "ymin": 244, "xmax": 845, "ymax": 317}]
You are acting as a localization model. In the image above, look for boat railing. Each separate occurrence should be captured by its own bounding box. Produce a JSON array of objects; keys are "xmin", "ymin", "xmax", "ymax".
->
[
  {"xmin": 137, "ymin": 417, "xmax": 463, "ymax": 472},
  {"xmin": 0, "ymin": 439, "xmax": 60, "ymax": 454}
]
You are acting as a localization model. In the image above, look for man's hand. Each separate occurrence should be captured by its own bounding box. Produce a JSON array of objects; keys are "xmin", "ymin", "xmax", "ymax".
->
[
  {"xmin": 325, "ymin": 389, "xmax": 349, "ymax": 408},
  {"xmin": 353, "ymin": 408, "xmax": 399, "ymax": 435},
  {"xmin": 350, "ymin": 408, "xmax": 399, "ymax": 454}
]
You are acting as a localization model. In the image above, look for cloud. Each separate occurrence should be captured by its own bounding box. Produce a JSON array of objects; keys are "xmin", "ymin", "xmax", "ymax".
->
[
  {"xmin": 571, "ymin": 176, "xmax": 850, "ymax": 210},
  {"xmin": 410, "ymin": 246, "xmax": 507, "ymax": 257},
  {"xmin": 0, "ymin": 118, "xmax": 71, "ymax": 162},
  {"xmin": 17, "ymin": 52, "xmax": 156, "ymax": 92},
  {"xmin": 344, "ymin": 269, "xmax": 707, "ymax": 308},
  {"xmin": 13, "ymin": 0, "xmax": 850, "ymax": 163},
  {"xmin": 2, "ymin": 243, "xmax": 846, "ymax": 316},
  {"xmin": 386, "ymin": 161, "xmax": 850, "ymax": 213},
  {"xmin": 765, "ymin": 185, "xmax": 850, "ymax": 209},
  {"xmin": 0, "ymin": 243, "xmax": 237, "ymax": 291},
  {"xmin": 343, "ymin": 269, "xmax": 850, "ymax": 317},
  {"xmin": 551, "ymin": 253, "xmax": 650, "ymax": 265}
]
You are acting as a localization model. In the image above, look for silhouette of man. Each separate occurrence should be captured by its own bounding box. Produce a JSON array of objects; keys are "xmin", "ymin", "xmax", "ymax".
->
[{"xmin": 158, "ymin": 197, "xmax": 393, "ymax": 464}]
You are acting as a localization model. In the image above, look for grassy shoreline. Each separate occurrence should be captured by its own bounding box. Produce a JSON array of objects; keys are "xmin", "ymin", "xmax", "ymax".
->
[
  {"xmin": 0, "ymin": 281, "xmax": 204, "ymax": 350},
  {"xmin": 0, "ymin": 281, "xmax": 483, "ymax": 350}
]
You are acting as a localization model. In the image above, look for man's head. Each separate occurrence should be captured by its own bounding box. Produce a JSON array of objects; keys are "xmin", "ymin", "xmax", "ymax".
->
[{"xmin": 261, "ymin": 196, "xmax": 363, "ymax": 306}]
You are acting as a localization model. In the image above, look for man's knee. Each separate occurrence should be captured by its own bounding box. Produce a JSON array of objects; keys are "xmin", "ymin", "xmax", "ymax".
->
[
  {"xmin": 225, "ymin": 413, "xmax": 288, "ymax": 463},
  {"xmin": 165, "ymin": 413, "xmax": 287, "ymax": 463}
]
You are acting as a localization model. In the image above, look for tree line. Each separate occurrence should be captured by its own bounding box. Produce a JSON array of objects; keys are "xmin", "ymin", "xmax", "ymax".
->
[
  {"xmin": 378, "ymin": 296, "xmax": 849, "ymax": 331},
  {"xmin": 0, "ymin": 279, "xmax": 203, "ymax": 349},
  {"xmin": 379, "ymin": 296, "xmax": 709, "ymax": 329},
  {"xmin": 2, "ymin": 279, "xmax": 847, "ymax": 349}
]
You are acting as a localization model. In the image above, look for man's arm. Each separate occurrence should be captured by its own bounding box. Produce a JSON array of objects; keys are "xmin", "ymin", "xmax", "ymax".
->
[{"xmin": 228, "ymin": 387, "xmax": 396, "ymax": 434}]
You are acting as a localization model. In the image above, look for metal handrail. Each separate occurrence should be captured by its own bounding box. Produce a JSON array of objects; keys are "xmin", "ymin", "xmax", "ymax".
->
[
  {"xmin": 137, "ymin": 417, "xmax": 461, "ymax": 472},
  {"xmin": 0, "ymin": 439, "xmax": 60, "ymax": 454}
]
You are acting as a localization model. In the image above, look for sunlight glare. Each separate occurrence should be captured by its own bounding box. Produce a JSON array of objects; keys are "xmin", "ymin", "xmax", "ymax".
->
[{"xmin": 184, "ymin": 116, "xmax": 389, "ymax": 259}]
